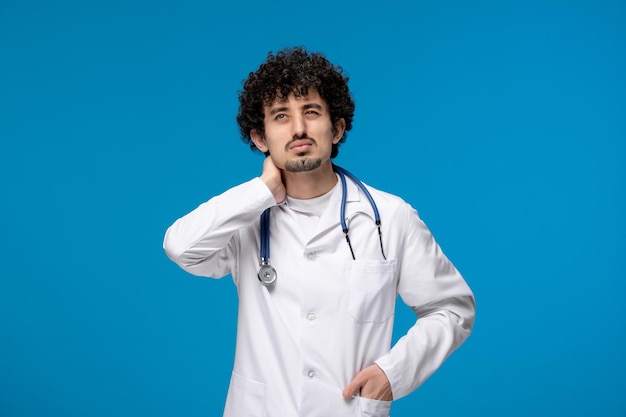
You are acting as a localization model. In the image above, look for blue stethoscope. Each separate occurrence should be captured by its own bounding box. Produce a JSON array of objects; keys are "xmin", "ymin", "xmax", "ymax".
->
[{"xmin": 257, "ymin": 165, "xmax": 386, "ymax": 285}]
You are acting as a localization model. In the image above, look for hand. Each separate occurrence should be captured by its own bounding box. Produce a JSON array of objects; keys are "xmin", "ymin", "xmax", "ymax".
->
[
  {"xmin": 342, "ymin": 364, "xmax": 393, "ymax": 401},
  {"xmin": 259, "ymin": 156, "xmax": 286, "ymax": 203}
]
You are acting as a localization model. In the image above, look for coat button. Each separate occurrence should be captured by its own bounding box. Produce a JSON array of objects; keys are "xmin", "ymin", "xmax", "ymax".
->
[
  {"xmin": 306, "ymin": 252, "xmax": 317, "ymax": 261},
  {"xmin": 307, "ymin": 370, "xmax": 316, "ymax": 378},
  {"xmin": 306, "ymin": 312, "xmax": 317, "ymax": 321}
]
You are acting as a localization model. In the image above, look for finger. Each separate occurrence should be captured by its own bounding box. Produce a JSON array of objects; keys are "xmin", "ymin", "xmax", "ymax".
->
[
  {"xmin": 262, "ymin": 155, "xmax": 276, "ymax": 172},
  {"xmin": 342, "ymin": 370, "xmax": 366, "ymax": 399}
]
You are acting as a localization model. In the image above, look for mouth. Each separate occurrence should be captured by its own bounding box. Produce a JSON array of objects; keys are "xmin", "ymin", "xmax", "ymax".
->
[{"xmin": 288, "ymin": 139, "xmax": 314, "ymax": 153}]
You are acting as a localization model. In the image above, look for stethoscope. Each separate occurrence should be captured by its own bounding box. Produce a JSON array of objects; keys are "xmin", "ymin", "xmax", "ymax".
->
[{"xmin": 257, "ymin": 165, "xmax": 386, "ymax": 286}]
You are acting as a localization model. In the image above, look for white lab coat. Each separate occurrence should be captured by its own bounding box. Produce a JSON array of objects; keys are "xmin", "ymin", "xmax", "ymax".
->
[{"xmin": 163, "ymin": 175, "xmax": 475, "ymax": 417}]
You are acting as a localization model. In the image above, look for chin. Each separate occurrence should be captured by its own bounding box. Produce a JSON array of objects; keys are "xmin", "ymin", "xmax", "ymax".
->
[{"xmin": 285, "ymin": 157, "xmax": 323, "ymax": 173}]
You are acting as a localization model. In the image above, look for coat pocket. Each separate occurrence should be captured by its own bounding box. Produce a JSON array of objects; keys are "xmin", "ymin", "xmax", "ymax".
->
[
  {"xmin": 223, "ymin": 371, "xmax": 267, "ymax": 417},
  {"xmin": 356, "ymin": 396, "xmax": 392, "ymax": 417},
  {"xmin": 347, "ymin": 259, "xmax": 397, "ymax": 323}
]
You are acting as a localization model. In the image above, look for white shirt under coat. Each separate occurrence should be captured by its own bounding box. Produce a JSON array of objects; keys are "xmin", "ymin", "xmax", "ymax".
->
[{"xmin": 163, "ymin": 175, "xmax": 475, "ymax": 417}]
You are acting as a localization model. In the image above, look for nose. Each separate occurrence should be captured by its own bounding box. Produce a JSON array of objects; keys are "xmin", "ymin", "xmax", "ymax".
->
[{"xmin": 292, "ymin": 114, "xmax": 306, "ymax": 137}]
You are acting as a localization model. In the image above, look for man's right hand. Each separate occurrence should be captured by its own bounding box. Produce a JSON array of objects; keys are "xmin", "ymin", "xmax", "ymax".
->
[{"xmin": 260, "ymin": 156, "xmax": 286, "ymax": 203}]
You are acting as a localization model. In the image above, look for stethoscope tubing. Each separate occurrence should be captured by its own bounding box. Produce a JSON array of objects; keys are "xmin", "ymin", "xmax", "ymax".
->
[{"xmin": 257, "ymin": 165, "xmax": 386, "ymax": 286}]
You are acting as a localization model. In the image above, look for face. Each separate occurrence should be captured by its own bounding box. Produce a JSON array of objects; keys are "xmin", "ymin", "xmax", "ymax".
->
[{"xmin": 250, "ymin": 89, "xmax": 345, "ymax": 173}]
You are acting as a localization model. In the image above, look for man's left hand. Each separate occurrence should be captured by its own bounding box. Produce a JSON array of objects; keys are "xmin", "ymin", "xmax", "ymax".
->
[{"xmin": 342, "ymin": 364, "xmax": 393, "ymax": 401}]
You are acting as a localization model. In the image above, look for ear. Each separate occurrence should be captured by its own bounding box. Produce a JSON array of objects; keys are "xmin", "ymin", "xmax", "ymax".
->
[
  {"xmin": 250, "ymin": 129, "xmax": 268, "ymax": 152},
  {"xmin": 332, "ymin": 118, "xmax": 346, "ymax": 144}
]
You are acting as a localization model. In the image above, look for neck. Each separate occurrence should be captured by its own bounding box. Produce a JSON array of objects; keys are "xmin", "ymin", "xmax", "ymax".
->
[{"xmin": 283, "ymin": 160, "xmax": 337, "ymax": 199}]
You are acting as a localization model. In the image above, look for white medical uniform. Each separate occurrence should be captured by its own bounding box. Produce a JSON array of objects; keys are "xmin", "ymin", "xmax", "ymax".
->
[{"xmin": 163, "ymin": 175, "xmax": 475, "ymax": 417}]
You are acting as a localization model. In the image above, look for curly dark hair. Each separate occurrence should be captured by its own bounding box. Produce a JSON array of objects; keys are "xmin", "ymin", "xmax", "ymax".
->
[{"xmin": 236, "ymin": 46, "xmax": 355, "ymax": 158}]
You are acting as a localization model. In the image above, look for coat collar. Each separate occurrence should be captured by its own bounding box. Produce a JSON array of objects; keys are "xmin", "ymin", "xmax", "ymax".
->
[
  {"xmin": 278, "ymin": 174, "xmax": 375, "ymax": 247},
  {"xmin": 310, "ymin": 174, "xmax": 375, "ymax": 241}
]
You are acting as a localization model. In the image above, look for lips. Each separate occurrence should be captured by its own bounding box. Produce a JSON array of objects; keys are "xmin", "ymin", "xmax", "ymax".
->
[{"xmin": 289, "ymin": 139, "xmax": 313, "ymax": 152}]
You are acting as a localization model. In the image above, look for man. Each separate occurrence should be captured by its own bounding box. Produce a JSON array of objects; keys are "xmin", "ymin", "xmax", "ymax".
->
[{"xmin": 163, "ymin": 46, "xmax": 475, "ymax": 417}]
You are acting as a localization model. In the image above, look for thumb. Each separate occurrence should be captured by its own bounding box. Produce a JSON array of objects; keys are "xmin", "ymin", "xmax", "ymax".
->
[{"xmin": 342, "ymin": 370, "xmax": 366, "ymax": 399}]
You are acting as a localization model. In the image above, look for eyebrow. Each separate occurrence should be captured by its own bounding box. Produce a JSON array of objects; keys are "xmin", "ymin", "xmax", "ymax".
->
[
  {"xmin": 268, "ymin": 102, "xmax": 324, "ymax": 116},
  {"xmin": 269, "ymin": 106, "xmax": 288, "ymax": 116},
  {"xmin": 302, "ymin": 103, "xmax": 324, "ymax": 111}
]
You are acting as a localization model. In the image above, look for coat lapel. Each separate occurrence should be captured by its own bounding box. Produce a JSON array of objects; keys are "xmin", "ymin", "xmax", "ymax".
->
[{"xmin": 306, "ymin": 175, "xmax": 372, "ymax": 246}]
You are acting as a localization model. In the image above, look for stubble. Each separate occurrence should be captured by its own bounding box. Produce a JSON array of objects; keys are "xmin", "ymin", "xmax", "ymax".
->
[{"xmin": 284, "ymin": 157, "xmax": 322, "ymax": 172}]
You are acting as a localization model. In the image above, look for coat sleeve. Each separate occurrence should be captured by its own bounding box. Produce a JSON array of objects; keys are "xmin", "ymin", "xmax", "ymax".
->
[
  {"xmin": 163, "ymin": 177, "xmax": 277, "ymax": 279},
  {"xmin": 374, "ymin": 204, "xmax": 476, "ymax": 399}
]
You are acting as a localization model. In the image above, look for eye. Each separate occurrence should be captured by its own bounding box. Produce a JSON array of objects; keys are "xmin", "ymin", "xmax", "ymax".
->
[{"xmin": 274, "ymin": 113, "xmax": 287, "ymax": 120}]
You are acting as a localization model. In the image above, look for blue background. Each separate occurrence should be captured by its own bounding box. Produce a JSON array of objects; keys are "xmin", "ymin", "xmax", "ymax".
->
[{"xmin": 1, "ymin": 0, "xmax": 624, "ymax": 416}]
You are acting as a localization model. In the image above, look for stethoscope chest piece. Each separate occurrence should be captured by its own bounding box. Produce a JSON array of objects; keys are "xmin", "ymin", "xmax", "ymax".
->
[{"xmin": 258, "ymin": 262, "xmax": 277, "ymax": 285}]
